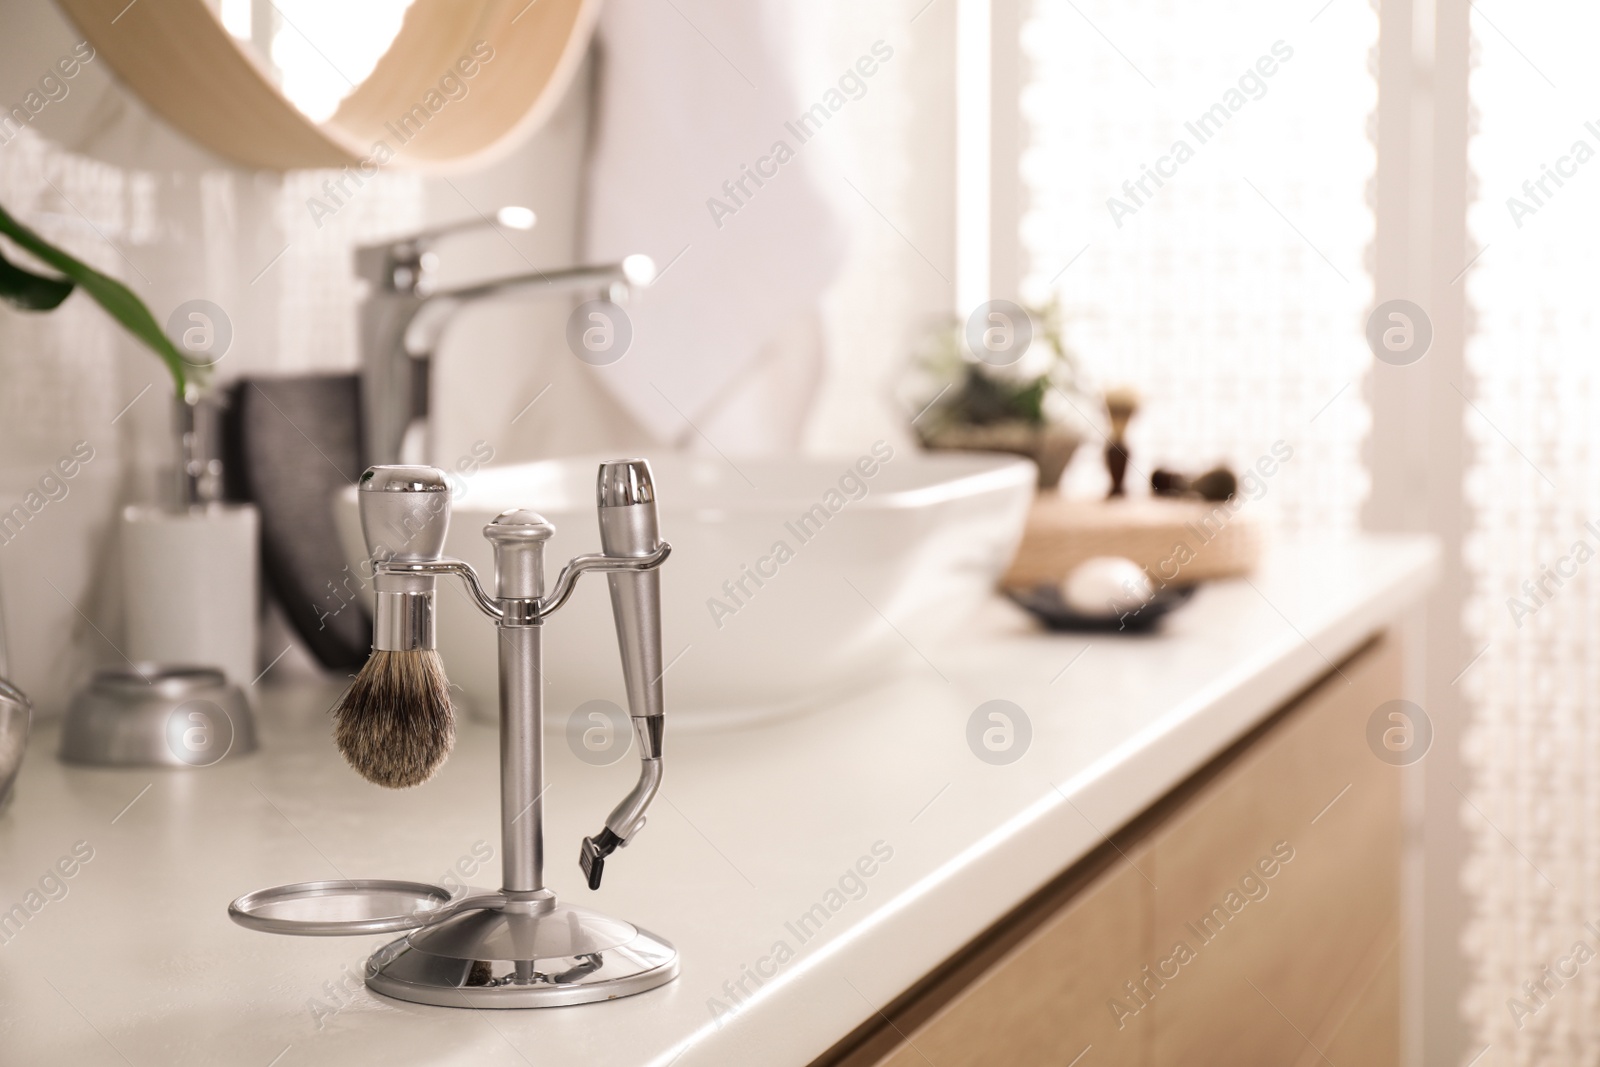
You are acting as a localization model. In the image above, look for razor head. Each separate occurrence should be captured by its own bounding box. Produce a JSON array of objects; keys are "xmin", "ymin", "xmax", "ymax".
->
[
  {"xmin": 358, "ymin": 465, "xmax": 451, "ymax": 563},
  {"xmin": 579, "ymin": 828, "xmax": 623, "ymax": 890}
]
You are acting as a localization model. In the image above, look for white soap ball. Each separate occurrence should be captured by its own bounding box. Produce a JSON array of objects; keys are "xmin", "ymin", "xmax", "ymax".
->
[{"xmin": 1061, "ymin": 556, "xmax": 1154, "ymax": 617}]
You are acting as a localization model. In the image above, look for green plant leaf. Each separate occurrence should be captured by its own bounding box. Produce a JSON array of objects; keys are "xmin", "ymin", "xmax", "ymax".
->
[
  {"xmin": 0, "ymin": 201, "xmax": 190, "ymax": 396},
  {"xmin": 0, "ymin": 244, "xmax": 74, "ymax": 310}
]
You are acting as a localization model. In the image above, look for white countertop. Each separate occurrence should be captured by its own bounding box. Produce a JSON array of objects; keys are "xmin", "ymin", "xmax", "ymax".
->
[{"xmin": 0, "ymin": 535, "xmax": 1436, "ymax": 1067}]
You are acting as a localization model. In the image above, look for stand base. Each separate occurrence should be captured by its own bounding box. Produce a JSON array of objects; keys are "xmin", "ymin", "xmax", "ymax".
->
[{"xmin": 364, "ymin": 896, "xmax": 678, "ymax": 1008}]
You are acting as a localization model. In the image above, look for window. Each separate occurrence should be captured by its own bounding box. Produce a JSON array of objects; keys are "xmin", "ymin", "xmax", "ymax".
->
[
  {"xmin": 1461, "ymin": 3, "xmax": 1600, "ymax": 1057},
  {"xmin": 214, "ymin": 0, "xmax": 416, "ymax": 122},
  {"xmin": 1020, "ymin": 0, "xmax": 1377, "ymax": 533}
]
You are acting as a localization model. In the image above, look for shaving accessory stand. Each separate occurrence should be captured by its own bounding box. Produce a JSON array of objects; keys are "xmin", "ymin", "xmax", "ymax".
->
[{"xmin": 229, "ymin": 460, "xmax": 677, "ymax": 1008}]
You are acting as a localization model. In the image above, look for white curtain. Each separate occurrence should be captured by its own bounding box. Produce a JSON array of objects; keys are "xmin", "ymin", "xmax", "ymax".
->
[
  {"xmin": 1020, "ymin": 0, "xmax": 1377, "ymax": 534},
  {"xmin": 1460, "ymin": 4, "xmax": 1600, "ymax": 1062}
]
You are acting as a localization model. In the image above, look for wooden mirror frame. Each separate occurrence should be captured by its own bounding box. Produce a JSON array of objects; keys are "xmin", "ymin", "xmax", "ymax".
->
[{"xmin": 56, "ymin": 0, "xmax": 599, "ymax": 172}]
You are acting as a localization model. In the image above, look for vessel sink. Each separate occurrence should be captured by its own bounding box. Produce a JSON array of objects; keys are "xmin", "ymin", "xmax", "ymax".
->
[{"xmin": 335, "ymin": 449, "xmax": 1034, "ymax": 726}]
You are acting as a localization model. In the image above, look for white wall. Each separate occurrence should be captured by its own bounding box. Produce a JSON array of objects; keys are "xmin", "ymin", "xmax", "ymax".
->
[{"xmin": 0, "ymin": 0, "xmax": 962, "ymax": 712}]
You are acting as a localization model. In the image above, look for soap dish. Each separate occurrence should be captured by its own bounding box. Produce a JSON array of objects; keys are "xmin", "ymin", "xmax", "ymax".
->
[
  {"xmin": 1007, "ymin": 584, "xmax": 1197, "ymax": 633},
  {"xmin": 60, "ymin": 664, "xmax": 256, "ymax": 767}
]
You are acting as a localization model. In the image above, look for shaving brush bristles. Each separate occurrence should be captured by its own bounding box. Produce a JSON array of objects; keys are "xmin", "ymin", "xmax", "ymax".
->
[{"xmin": 334, "ymin": 649, "xmax": 456, "ymax": 788}]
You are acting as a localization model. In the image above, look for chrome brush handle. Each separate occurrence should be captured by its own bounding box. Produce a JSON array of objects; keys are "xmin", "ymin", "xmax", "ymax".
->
[{"xmin": 358, "ymin": 465, "xmax": 452, "ymax": 652}]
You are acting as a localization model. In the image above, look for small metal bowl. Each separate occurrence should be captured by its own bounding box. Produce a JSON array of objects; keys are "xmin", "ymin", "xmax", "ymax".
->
[
  {"xmin": 229, "ymin": 880, "xmax": 498, "ymax": 937},
  {"xmin": 0, "ymin": 678, "xmax": 31, "ymax": 809},
  {"xmin": 60, "ymin": 664, "xmax": 256, "ymax": 768}
]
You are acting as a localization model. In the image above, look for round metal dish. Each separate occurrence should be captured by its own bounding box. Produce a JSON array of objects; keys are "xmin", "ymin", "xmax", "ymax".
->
[
  {"xmin": 229, "ymin": 879, "xmax": 494, "ymax": 936},
  {"xmin": 61, "ymin": 664, "xmax": 256, "ymax": 768}
]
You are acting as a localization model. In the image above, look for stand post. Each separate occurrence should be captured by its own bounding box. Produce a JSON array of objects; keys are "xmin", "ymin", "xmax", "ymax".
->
[
  {"xmin": 498, "ymin": 623, "xmax": 543, "ymax": 895},
  {"xmin": 484, "ymin": 511, "xmax": 554, "ymax": 901}
]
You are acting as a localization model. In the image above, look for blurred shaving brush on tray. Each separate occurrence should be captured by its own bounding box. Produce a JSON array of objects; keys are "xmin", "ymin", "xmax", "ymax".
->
[{"xmin": 1102, "ymin": 386, "xmax": 1140, "ymax": 498}]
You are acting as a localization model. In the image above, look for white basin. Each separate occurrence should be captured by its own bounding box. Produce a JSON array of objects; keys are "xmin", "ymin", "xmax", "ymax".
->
[{"xmin": 335, "ymin": 448, "xmax": 1034, "ymax": 726}]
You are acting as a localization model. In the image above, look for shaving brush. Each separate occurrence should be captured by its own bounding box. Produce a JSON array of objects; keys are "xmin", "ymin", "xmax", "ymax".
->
[
  {"xmin": 333, "ymin": 466, "xmax": 456, "ymax": 788},
  {"xmin": 1103, "ymin": 385, "xmax": 1141, "ymax": 498}
]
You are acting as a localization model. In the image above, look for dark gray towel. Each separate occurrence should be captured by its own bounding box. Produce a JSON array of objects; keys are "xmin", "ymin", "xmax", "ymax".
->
[{"xmin": 224, "ymin": 375, "xmax": 370, "ymax": 670}]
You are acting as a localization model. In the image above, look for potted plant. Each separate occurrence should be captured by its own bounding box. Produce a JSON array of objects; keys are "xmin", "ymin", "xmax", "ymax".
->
[{"xmin": 904, "ymin": 298, "xmax": 1094, "ymax": 489}]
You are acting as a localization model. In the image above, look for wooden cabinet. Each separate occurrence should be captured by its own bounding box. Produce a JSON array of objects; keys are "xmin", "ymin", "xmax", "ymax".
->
[
  {"xmin": 819, "ymin": 635, "xmax": 1403, "ymax": 1067},
  {"xmin": 871, "ymin": 857, "xmax": 1151, "ymax": 1067},
  {"xmin": 1142, "ymin": 635, "xmax": 1401, "ymax": 1065}
]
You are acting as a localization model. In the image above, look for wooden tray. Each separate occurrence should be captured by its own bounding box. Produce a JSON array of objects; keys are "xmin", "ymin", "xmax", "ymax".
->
[{"xmin": 1002, "ymin": 494, "xmax": 1265, "ymax": 591}]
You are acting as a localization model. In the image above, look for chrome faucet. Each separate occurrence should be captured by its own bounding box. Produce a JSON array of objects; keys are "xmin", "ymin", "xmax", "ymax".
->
[{"xmin": 355, "ymin": 207, "xmax": 656, "ymax": 467}]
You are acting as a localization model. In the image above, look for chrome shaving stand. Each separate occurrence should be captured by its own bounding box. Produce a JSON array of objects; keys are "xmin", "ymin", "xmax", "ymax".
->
[{"xmin": 230, "ymin": 460, "xmax": 678, "ymax": 1009}]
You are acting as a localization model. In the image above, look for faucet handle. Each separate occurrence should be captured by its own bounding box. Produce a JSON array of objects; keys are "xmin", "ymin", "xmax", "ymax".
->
[
  {"xmin": 354, "ymin": 206, "xmax": 537, "ymax": 293},
  {"xmin": 407, "ymin": 205, "xmax": 536, "ymax": 249}
]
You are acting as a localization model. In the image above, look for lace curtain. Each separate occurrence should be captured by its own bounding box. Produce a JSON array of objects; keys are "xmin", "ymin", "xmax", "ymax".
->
[
  {"xmin": 1460, "ymin": 4, "xmax": 1600, "ymax": 1062},
  {"xmin": 1019, "ymin": 0, "xmax": 1377, "ymax": 535}
]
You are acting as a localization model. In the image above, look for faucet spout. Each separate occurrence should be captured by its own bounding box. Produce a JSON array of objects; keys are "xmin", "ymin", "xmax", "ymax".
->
[
  {"xmin": 437, "ymin": 255, "xmax": 657, "ymax": 306},
  {"xmin": 405, "ymin": 256, "xmax": 655, "ymax": 367}
]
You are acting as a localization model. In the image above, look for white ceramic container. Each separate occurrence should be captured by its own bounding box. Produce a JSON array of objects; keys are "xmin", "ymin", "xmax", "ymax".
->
[{"xmin": 122, "ymin": 504, "xmax": 259, "ymax": 689}]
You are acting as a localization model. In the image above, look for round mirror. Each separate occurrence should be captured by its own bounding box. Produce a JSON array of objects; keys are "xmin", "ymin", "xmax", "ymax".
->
[
  {"xmin": 216, "ymin": 0, "xmax": 419, "ymax": 124},
  {"xmin": 55, "ymin": 0, "xmax": 600, "ymax": 172}
]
